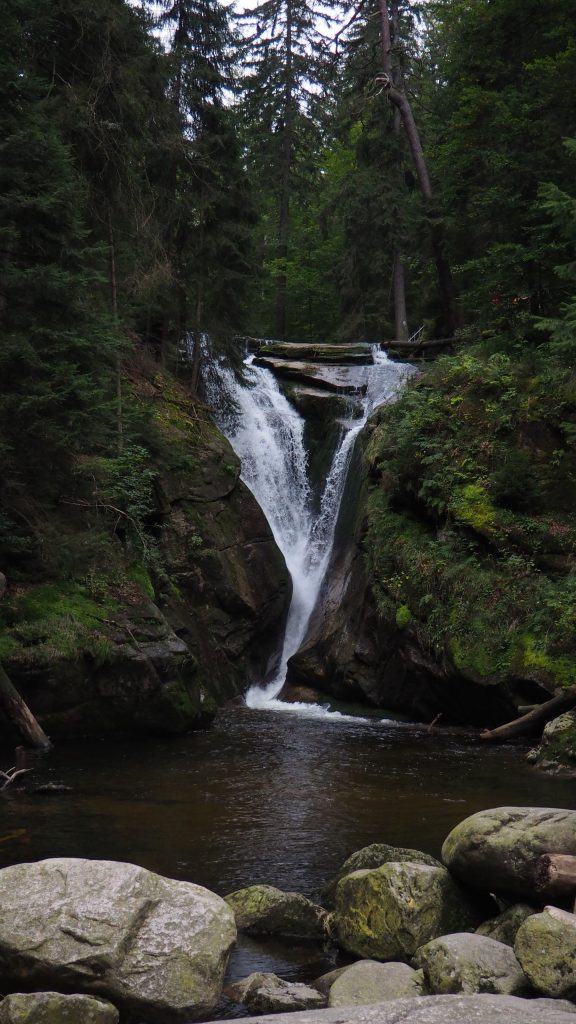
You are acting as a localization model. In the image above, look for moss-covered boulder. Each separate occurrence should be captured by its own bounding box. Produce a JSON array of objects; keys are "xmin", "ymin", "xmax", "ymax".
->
[
  {"xmin": 528, "ymin": 711, "xmax": 576, "ymax": 773},
  {"xmin": 334, "ymin": 863, "xmax": 480, "ymax": 961},
  {"xmin": 476, "ymin": 904, "xmax": 536, "ymax": 946},
  {"xmin": 0, "ymin": 993, "xmax": 119, "ymax": 1024},
  {"xmin": 515, "ymin": 906, "xmax": 576, "ymax": 999},
  {"xmin": 442, "ymin": 806, "xmax": 576, "ymax": 903},
  {"xmin": 224, "ymin": 973, "xmax": 326, "ymax": 1014},
  {"xmin": 322, "ymin": 844, "xmax": 442, "ymax": 907},
  {"xmin": 328, "ymin": 961, "xmax": 425, "ymax": 1007},
  {"xmin": 413, "ymin": 933, "xmax": 531, "ymax": 996},
  {"xmin": 225, "ymin": 885, "xmax": 331, "ymax": 940}
]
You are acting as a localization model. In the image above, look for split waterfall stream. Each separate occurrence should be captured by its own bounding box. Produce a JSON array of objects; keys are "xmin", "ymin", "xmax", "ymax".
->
[{"xmin": 205, "ymin": 348, "xmax": 414, "ymax": 714}]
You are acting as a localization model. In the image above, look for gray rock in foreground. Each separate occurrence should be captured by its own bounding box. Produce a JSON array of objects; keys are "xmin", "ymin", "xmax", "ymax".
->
[
  {"xmin": 0, "ymin": 858, "xmax": 236, "ymax": 1024},
  {"xmin": 208, "ymin": 994, "xmax": 576, "ymax": 1024},
  {"xmin": 328, "ymin": 961, "xmax": 425, "ymax": 1006},
  {"xmin": 225, "ymin": 973, "xmax": 326, "ymax": 1014},
  {"xmin": 0, "ymin": 992, "xmax": 119, "ymax": 1023},
  {"xmin": 413, "ymin": 932, "xmax": 531, "ymax": 996},
  {"xmin": 442, "ymin": 806, "xmax": 576, "ymax": 902}
]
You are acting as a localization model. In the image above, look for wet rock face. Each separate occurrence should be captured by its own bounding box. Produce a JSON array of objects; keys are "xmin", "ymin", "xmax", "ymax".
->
[
  {"xmin": 334, "ymin": 863, "xmax": 480, "ymax": 961},
  {"xmin": 0, "ymin": 858, "xmax": 236, "ymax": 1024},
  {"xmin": 441, "ymin": 806, "xmax": 576, "ymax": 903}
]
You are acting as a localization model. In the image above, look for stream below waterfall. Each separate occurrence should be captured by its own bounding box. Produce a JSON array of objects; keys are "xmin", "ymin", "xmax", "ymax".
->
[{"xmin": 2, "ymin": 709, "xmax": 576, "ymax": 1009}]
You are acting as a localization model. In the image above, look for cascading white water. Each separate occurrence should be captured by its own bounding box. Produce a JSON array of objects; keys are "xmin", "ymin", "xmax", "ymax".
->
[{"xmin": 205, "ymin": 348, "xmax": 415, "ymax": 715}]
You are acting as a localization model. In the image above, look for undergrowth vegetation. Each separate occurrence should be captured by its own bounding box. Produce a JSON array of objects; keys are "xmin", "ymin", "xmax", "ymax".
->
[{"xmin": 365, "ymin": 349, "xmax": 576, "ymax": 689}]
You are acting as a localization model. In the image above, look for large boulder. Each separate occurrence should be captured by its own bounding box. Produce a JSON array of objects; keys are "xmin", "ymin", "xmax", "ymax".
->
[
  {"xmin": 476, "ymin": 903, "xmax": 536, "ymax": 946},
  {"xmin": 514, "ymin": 905, "xmax": 576, "ymax": 999},
  {"xmin": 207, "ymin": 994, "xmax": 576, "ymax": 1024},
  {"xmin": 0, "ymin": 993, "xmax": 119, "ymax": 1024},
  {"xmin": 322, "ymin": 844, "xmax": 441, "ymax": 907},
  {"xmin": 328, "ymin": 961, "xmax": 425, "ymax": 1007},
  {"xmin": 334, "ymin": 862, "xmax": 480, "ymax": 961},
  {"xmin": 224, "ymin": 973, "xmax": 326, "ymax": 1014},
  {"xmin": 225, "ymin": 885, "xmax": 330, "ymax": 940},
  {"xmin": 442, "ymin": 806, "xmax": 576, "ymax": 902},
  {"xmin": 413, "ymin": 932, "xmax": 531, "ymax": 996},
  {"xmin": 0, "ymin": 858, "xmax": 236, "ymax": 1024}
]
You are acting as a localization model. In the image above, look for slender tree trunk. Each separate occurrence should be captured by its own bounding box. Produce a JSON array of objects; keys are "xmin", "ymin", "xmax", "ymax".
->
[
  {"xmin": 0, "ymin": 661, "xmax": 51, "ymax": 750},
  {"xmin": 107, "ymin": 204, "xmax": 123, "ymax": 452},
  {"xmin": 378, "ymin": 0, "xmax": 457, "ymax": 336},
  {"xmin": 275, "ymin": 0, "xmax": 294, "ymax": 342},
  {"xmin": 191, "ymin": 285, "xmax": 204, "ymax": 396},
  {"xmin": 390, "ymin": 2, "xmax": 409, "ymax": 341},
  {"xmin": 392, "ymin": 249, "xmax": 409, "ymax": 340}
]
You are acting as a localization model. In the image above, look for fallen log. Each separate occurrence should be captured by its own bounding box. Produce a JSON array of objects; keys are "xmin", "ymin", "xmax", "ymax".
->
[
  {"xmin": 536, "ymin": 854, "xmax": 576, "ymax": 901},
  {"xmin": 480, "ymin": 685, "xmax": 576, "ymax": 743},
  {"xmin": 0, "ymin": 660, "xmax": 51, "ymax": 750}
]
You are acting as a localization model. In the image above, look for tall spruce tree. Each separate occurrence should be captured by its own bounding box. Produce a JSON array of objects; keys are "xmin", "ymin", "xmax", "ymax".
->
[
  {"xmin": 155, "ymin": 0, "xmax": 256, "ymax": 386},
  {"xmin": 237, "ymin": 0, "xmax": 338, "ymax": 339}
]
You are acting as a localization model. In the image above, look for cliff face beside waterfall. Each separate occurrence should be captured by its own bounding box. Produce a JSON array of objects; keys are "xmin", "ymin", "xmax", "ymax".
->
[
  {"xmin": 0, "ymin": 369, "xmax": 291, "ymax": 741},
  {"xmin": 288, "ymin": 350, "xmax": 576, "ymax": 726}
]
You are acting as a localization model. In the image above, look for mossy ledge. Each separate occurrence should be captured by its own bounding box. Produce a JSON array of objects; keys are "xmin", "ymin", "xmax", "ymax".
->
[{"xmin": 0, "ymin": 368, "xmax": 291, "ymax": 740}]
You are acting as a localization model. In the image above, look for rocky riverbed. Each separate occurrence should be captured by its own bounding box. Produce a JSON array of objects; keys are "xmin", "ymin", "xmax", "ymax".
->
[{"xmin": 1, "ymin": 805, "xmax": 575, "ymax": 1023}]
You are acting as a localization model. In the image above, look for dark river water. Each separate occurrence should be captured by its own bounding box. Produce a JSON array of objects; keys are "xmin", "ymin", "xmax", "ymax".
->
[{"xmin": 1, "ymin": 704, "xmax": 575, "ymax": 1005}]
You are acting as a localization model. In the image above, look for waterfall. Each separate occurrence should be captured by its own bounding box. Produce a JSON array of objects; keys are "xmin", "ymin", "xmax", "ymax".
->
[{"xmin": 205, "ymin": 348, "xmax": 415, "ymax": 715}]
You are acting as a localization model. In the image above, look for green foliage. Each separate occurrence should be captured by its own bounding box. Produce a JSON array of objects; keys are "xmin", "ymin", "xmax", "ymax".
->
[{"xmin": 365, "ymin": 347, "xmax": 576, "ymax": 689}]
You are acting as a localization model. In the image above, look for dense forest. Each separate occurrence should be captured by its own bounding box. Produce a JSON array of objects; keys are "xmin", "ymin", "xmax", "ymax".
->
[{"xmin": 1, "ymin": 0, "xmax": 576, "ymax": 742}]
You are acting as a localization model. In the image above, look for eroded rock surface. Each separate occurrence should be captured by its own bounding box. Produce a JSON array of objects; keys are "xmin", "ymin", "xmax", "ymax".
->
[
  {"xmin": 225, "ymin": 885, "xmax": 330, "ymax": 940},
  {"xmin": 322, "ymin": 844, "xmax": 442, "ymax": 907},
  {"xmin": 0, "ymin": 858, "xmax": 236, "ymax": 1024}
]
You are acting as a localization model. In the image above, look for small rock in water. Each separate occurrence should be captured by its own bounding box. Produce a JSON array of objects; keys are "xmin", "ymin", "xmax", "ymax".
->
[
  {"xmin": 0, "ymin": 992, "xmax": 119, "ymax": 1023},
  {"xmin": 225, "ymin": 884, "xmax": 331, "ymax": 939},
  {"xmin": 224, "ymin": 972, "xmax": 327, "ymax": 1013},
  {"xmin": 322, "ymin": 843, "xmax": 441, "ymax": 907}
]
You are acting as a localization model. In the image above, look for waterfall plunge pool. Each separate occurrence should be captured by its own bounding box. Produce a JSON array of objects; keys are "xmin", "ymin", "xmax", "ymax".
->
[{"xmin": 2, "ymin": 705, "xmax": 575, "ymax": 1009}]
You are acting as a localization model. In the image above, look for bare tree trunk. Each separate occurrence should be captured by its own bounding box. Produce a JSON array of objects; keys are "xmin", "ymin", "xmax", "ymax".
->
[
  {"xmin": 0, "ymin": 661, "xmax": 51, "ymax": 750},
  {"xmin": 190, "ymin": 285, "xmax": 204, "ymax": 396},
  {"xmin": 107, "ymin": 204, "xmax": 123, "ymax": 453},
  {"xmin": 392, "ymin": 248, "xmax": 409, "ymax": 340},
  {"xmin": 378, "ymin": 0, "xmax": 457, "ymax": 336},
  {"xmin": 275, "ymin": 0, "xmax": 294, "ymax": 342},
  {"xmin": 480, "ymin": 686, "xmax": 576, "ymax": 743}
]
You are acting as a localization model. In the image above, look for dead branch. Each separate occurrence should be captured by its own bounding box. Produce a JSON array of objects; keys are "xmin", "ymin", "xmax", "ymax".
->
[{"xmin": 480, "ymin": 686, "xmax": 576, "ymax": 743}]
